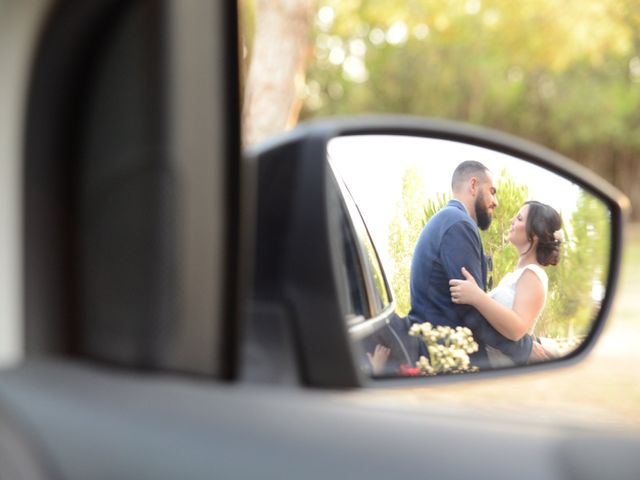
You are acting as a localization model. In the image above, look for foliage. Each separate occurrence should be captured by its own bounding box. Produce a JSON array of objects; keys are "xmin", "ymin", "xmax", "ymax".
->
[
  {"xmin": 300, "ymin": 0, "xmax": 640, "ymax": 219},
  {"xmin": 387, "ymin": 166, "xmax": 429, "ymax": 316},
  {"xmin": 423, "ymin": 191, "xmax": 451, "ymax": 223},
  {"xmin": 538, "ymin": 190, "xmax": 611, "ymax": 339},
  {"xmin": 479, "ymin": 170, "xmax": 529, "ymax": 287}
]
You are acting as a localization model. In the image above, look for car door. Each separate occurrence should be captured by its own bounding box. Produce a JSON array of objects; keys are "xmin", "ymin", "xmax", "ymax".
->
[
  {"xmin": 0, "ymin": 0, "xmax": 246, "ymax": 476},
  {"xmin": 329, "ymin": 160, "xmax": 419, "ymax": 375},
  {"xmin": 0, "ymin": 2, "xmax": 639, "ymax": 480}
]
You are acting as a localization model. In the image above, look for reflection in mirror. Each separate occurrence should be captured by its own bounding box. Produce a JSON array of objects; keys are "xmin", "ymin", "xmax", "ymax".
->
[{"xmin": 328, "ymin": 135, "xmax": 611, "ymax": 378}]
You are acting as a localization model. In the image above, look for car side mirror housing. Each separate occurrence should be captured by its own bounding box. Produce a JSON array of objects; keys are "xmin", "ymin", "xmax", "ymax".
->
[{"xmin": 245, "ymin": 116, "xmax": 629, "ymax": 388}]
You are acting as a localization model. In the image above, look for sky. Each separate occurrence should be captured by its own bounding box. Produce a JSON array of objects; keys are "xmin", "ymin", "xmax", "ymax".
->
[{"xmin": 328, "ymin": 135, "xmax": 583, "ymax": 275}]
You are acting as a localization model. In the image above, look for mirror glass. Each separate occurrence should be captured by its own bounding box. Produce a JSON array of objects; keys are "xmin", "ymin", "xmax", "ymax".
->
[{"xmin": 328, "ymin": 135, "xmax": 611, "ymax": 378}]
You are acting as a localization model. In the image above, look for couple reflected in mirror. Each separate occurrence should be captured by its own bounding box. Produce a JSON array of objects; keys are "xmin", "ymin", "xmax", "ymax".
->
[{"xmin": 407, "ymin": 160, "xmax": 562, "ymax": 372}]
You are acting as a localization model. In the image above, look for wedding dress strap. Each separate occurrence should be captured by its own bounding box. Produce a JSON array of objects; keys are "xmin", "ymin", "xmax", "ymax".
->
[{"xmin": 518, "ymin": 264, "xmax": 548, "ymax": 293}]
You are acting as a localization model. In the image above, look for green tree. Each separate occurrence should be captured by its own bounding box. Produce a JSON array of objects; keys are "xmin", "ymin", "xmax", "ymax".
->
[
  {"xmin": 387, "ymin": 166, "xmax": 428, "ymax": 317},
  {"xmin": 479, "ymin": 170, "xmax": 529, "ymax": 286},
  {"xmin": 301, "ymin": 0, "xmax": 640, "ymax": 219},
  {"xmin": 241, "ymin": 0, "xmax": 640, "ymax": 217},
  {"xmin": 537, "ymin": 191, "xmax": 611, "ymax": 339}
]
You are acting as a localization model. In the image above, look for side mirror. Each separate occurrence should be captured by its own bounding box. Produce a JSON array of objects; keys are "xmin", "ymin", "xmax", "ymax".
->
[{"xmin": 246, "ymin": 116, "xmax": 629, "ymax": 388}]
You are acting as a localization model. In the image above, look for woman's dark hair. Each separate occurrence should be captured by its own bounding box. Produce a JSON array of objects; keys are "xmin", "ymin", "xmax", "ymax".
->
[{"xmin": 524, "ymin": 201, "xmax": 563, "ymax": 266}]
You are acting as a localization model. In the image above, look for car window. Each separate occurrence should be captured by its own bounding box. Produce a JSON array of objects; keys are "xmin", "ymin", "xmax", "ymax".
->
[
  {"xmin": 337, "ymin": 197, "xmax": 370, "ymax": 321},
  {"xmin": 331, "ymin": 161, "xmax": 392, "ymax": 319},
  {"xmin": 356, "ymin": 210, "xmax": 391, "ymax": 313}
]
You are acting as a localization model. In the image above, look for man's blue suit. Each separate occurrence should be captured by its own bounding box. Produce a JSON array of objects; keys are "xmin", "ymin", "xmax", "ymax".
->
[{"xmin": 409, "ymin": 199, "xmax": 532, "ymax": 367}]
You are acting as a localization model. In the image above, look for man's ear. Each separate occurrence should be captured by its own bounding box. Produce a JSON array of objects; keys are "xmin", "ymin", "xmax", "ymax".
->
[{"xmin": 469, "ymin": 176, "xmax": 479, "ymax": 196}]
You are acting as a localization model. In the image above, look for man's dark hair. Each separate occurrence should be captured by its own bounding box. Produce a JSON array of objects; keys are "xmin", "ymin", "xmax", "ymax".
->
[{"xmin": 451, "ymin": 160, "xmax": 489, "ymax": 191}]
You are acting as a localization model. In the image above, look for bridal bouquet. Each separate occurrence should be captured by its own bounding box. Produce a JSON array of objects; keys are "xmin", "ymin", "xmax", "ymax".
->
[{"xmin": 408, "ymin": 323, "xmax": 479, "ymax": 375}]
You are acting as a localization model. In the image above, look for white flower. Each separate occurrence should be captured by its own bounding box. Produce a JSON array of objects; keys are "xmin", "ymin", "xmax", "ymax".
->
[
  {"xmin": 553, "ymin": 229, "xmax": 564, "ymax": 242},
  {"xmin": 408, "ymin": 321, "xmax": 479, "ymax": 374}
]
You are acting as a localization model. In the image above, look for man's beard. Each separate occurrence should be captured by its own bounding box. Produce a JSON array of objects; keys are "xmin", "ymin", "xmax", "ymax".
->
[{"xmin": 475, "ymin": 192, "xmax": 492, "ymax": 231}]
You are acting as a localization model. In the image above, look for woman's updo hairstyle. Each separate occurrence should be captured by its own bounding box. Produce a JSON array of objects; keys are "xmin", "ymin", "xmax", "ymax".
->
[{"xmin": 524, "ymin": 201, "xmax": 563, "ymax": 266}]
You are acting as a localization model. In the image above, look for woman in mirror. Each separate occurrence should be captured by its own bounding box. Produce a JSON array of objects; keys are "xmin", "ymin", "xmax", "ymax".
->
[{"xmin": 449, "ymin": 200, "xmax": 563, "ymax": 367}]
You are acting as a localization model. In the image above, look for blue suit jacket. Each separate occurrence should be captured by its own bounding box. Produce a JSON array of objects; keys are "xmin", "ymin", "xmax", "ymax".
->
[{"xmin": 408, "ymin": 200, "xmax": 532, "ymax": 367}]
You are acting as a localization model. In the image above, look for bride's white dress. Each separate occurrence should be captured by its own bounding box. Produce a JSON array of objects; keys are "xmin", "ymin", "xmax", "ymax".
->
[{"xmin": 485, "ymin": 264, "xmax": 548, "ymax": 367}]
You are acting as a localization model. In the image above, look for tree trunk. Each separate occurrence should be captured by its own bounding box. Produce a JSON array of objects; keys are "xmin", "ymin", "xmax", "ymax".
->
[{"xmin": 242, "ymin": 0, "xmax": 315, "ymax": 147}]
